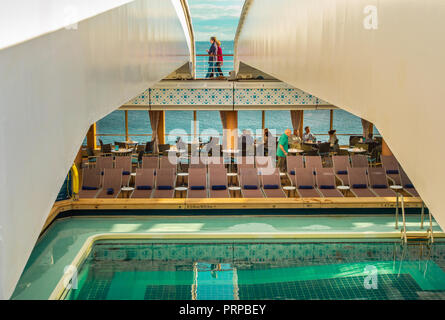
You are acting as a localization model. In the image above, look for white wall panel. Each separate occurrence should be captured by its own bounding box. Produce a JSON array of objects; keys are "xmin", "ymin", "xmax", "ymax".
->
[
  {"xmin": 236, "ymin": 0, "xmax": 445, "ymax": 228},
  {"xmin": 0, "ymin": 0, "xmax": 191, "ymax": 299}
]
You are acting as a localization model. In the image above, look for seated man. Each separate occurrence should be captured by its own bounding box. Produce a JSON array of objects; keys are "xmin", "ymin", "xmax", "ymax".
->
[
  {"xmin": 302, "ymin": 126, "xmax": 316, "ymax": 142},
  {"xmin": 288, "ymin": 129, "xmax": 302, "ymax": 148},
  {"xmin": 328, "ymin": 129, "xmax": 340, "ymax": 152}
]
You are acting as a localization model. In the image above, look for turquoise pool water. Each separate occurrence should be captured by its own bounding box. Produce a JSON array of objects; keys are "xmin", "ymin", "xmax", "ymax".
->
[
  {"xmin": 65, "ymin": 240, "xmax": 445, "ymax": 300},
  {"xmin": 12, "ymin": 214, "xmax": 443, "ymax": 300}
]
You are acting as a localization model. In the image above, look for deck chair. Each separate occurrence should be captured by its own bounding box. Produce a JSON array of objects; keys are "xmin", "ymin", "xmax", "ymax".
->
[
  {"xmin": 347, "ymin": 168, "xmax": 376, "ymax": 197},
  {"xmin": 78, "ymin": 168, "xmax": 101, "ymax": 198},
  {"xmin": 368, "ymin": 167, "xmax": 397, "ymax": 197},
  {"xmin": 332, "ymin": 155, "xmax": 351, "ymax": 186},
  {"xmin": 399, "ymin": 167, "xmax": 420, "ymax": 197},
  {"xmin": 152, "ymin": 168, "xmax": 176, "ymax": 198},
  {"xmin": 261, "ymin": 168, "xmax": 286, "ymax": 198},
  {"xmin": 160, "ymin": 156, "xmax": 177, "ymax": 173},
  {"xmin": 235, "ymin": 156, "xmax": 255, "ymax": 165},
  {"xmin": 142, "ymin": 156, "xmax": 159, "ymax": 170},
  {"xmin": 315, "ymin": 168, "xmax": 343, "ymax": 197},
  {"xmin": 286, "ymin": 155, "xmax": 304, "ymax": 176},
  {"xmin": 239, "ymin": 168, "xmax": 264, "ymax": 198},
  {"xmin": 292, "ymin": 168, "xmax": 321, "ymax": 198},
  {"xmin": 96, "ymin": 156, "xmax": 113, "ymax": 174},
  {"xmin": 351, "ymin": 155, "xmax": 369, "ymax": 168},
  {"xmin": 381, "ymin": 155, "xmax": 402, "ymax": 185},
  {"xmin": 237, "ymin": 162, "xmax": 255, "ymax": 174},
  {"xmin": 189, "ymin": 156, "xmax": 206, "ymax": 169},
  {"xmin": 115, "ymin": 156, "xmax": 132, "ymax": 186},
  {"xmin": 209, "ymin": 167, "xmax": 230, "ymax": 198},
  {"xmin": 96, "ymin": 168, "xmax": 123, "ymax": 198},
  {"xmin": 206, "ymin": 157, "xmax": 226, "ymax": 171},
  {"xmin": 256, "ymin": 156, "xmax": 275, "ymax": 175},
  {"xmin": 305, "ymin": 156, "xmax": 323, "ymax": 172},
  {"xmin": 131, "ymin": 169, "xmax": 155, "ymax": 198},
  {"xmin": 187, "ymin": 168, "xmax": 208, "ymax": 198}
]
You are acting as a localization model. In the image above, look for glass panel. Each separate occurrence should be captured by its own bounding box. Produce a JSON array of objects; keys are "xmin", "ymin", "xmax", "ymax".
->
[{"xmin": 96, "ymin": 110, "xmax": 125, "ymax": 145}]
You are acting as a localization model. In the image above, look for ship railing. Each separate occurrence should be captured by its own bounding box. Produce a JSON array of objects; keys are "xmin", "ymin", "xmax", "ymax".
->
[{"xmin": 195, "ymin": 54, "xmax": 234, "ymax": 79}]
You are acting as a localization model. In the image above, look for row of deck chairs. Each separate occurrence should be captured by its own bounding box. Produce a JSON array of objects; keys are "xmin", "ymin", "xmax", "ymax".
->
[
  {"xmin": 78, "ymin": 168, "xmax": 177, "ymax": 199},
  {"xmin": 81, "ymin": 154, "xmax": 419, "ymax": 199},
  {"xmin": 329, "ymin": 155, "xmax": 419, "ymax": 197}
]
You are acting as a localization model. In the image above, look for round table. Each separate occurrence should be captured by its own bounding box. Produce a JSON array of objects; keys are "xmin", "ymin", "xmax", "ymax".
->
[
  {"xmin": 337, "ymin": 185, "xmax": 351, "ymax": 197},
  {"xmin": 390, "ymin": 185, "xmax": 404, "ymax": 229},
  {"xmin": 111, "ymin": 148, "xmax": 133, "ymax": 156},
  {"xmin": 288, "ymin": 148, "xmax": 304, "ymax": 154},
  {"xmin": 120, "ymin": 187, "xmax": 134, "ymax": 198},
  {"xmin": 341, "ymin": 147, "xmax": 367, "ymax": 154},
  {"xmin": 228, "ymin": 186, "xmax": 242, "ymax": 198},
  {"xmin": 283, "ymin": 186, "xmax": 296, "ymax": 197},
  {"xmin": 175, "ymin": 186, "xmax": 188, "ymax": 198},
  {"xmin": 177, "ymin": 172, "xmax": 189, "ymax": 186}
]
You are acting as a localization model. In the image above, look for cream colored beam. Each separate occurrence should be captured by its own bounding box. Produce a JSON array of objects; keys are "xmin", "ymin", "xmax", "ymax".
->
[
  {"xmin": 236, "ymin": 0, "xmax": 445, "ymax": 229},
  {"xmin": 0, "ymin": 0, "xmax": 193, "ymax": 299}
]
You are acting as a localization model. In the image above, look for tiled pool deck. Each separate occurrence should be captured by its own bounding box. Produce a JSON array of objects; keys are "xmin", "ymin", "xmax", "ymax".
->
[{"xmin": 12, "ymin": 214, "xmax": 443, "ymax": 299}]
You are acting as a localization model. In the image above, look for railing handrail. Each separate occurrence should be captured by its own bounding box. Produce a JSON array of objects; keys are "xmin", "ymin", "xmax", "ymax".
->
[
  {"xmin": 196, "ymin": 54, "xmax": 234, "ymax": 57},
  {"xmin": 95, "ymin": 133, "xmax": 380, "ymax": 137}
]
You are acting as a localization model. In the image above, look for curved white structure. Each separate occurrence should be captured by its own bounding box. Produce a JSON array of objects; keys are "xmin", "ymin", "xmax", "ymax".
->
[
  {"xmin": 235, "ymin": 0, "xmax": 445, "ymax": 229},
  {"xmin": 0, "ymin": 0, "xmax": 193, "ymax": 299}
]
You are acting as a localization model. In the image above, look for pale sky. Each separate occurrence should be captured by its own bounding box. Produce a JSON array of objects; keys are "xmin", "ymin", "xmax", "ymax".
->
[{"xmin": 188, "ymin": 0, "xmax": 245, "ymax": 41}]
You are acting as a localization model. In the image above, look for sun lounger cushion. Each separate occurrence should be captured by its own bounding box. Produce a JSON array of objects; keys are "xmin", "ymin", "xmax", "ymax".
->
[
  {"xmin": 107, "ymin": 188, "xmax": 114, "ymax": 195},
  {"xmin": 337, "ymin": 170, "xmax": 347, "ymax": 175},
  {"xmin": 137, "ymin": 186, "xmax": 152, "ymax": 190},
  {"xmin": 299, "ymin": 185, "xmax": 313, "ymax": 189},
  {"xmin": 320, "ymin": 185, "xmax": 335, "ymax": 189},
  {"xmin": 123, "ymin": 171, "xmax": 131, "ymax": 175},
  {"xmin": 372, "ymin": 184, "xmax": 387, "ymax": 189},
  {"xmin": 82, "ymin": 186, "xmax": 98, "ymax": 190},
  {"xmin": 212, "ymin": 185, "xmax": 227, "ymax": 190},
  {"xmin": 353, "ymin": 184, "xmax": 367, "ymax": 189},
  {"xmin": 244, "ymin": 185, "xmax": 258, "ymax": 190},
  {"xmin": 386, "ymin": 169, "xmax": 399, "ymax": 174},
  {"xmin": 264, "ymin": 184, "xmax": 279, "ymax": 189},
  {"xmin": 158, "ymin": 186, "xmax": 173, "ymax": 190},
  {"xmin": 191, "ymin": 186, "xmax": 205, "ymax": 190}
]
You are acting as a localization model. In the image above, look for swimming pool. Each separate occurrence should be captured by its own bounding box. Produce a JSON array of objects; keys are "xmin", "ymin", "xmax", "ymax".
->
[{"xmin": 64, "ymin": 239, "xmax": 445, "ymax": 300}]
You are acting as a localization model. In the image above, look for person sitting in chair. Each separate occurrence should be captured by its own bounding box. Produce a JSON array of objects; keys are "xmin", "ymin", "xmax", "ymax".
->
[
  {"xmin": 328, "ymin": 129, "xmax": 340, "ymax": 152},
  {"xmin": 303, "ymin": 126, "xmax": 316, "ymax": 142}
]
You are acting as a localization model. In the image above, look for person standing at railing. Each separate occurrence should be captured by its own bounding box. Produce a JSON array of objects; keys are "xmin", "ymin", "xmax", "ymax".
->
[
  {"xmin": 215, "ymin": 40, "xmax": 224, "ymax": 78},
  {"xmin": 205, "ymin": 36, "xmax": 217, "ymax": 78}
]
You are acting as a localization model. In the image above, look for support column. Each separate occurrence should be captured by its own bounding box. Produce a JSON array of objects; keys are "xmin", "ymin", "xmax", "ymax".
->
[
  {"xmin": 330, "ymin": 110, "xmax": 334, "ymax": 131},
  {"xmin": 299, "ymin": 111, "xmax": 304, "ymax": 138},
  {"xmin": 193, "ymin": 110, "xmax": 197, "ymax": 141},
  {"xmin": 221, "ymin": 111, "xmax": 238, "ymax": 150},
  {"xmin": 125, "ymin": 110, "xmax": 129, "ymax": 141},
  {"xmin": 86, "ymin": 123, "xmax": 97, "ymax": 149},
  {"xmin": 157, "ymin": 111, "xmax": 166, "ymax": 145},
  {"xmin": 382, "ymin": 139, "xmax": 393, "ymax": 156}
]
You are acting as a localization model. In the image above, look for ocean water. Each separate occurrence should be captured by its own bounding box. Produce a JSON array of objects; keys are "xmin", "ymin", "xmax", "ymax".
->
[
  {"xmin": 95, "ymin": 41, "xmax": 378, "ymax": 146},
  {"xmin": 97, "ymin": 109, "xmax": 376, "ymax": 146}
]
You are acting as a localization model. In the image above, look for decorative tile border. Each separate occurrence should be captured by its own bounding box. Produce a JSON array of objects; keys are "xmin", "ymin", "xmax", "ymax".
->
[{"xmin": 125, "ymin": 87, "xmax": 331, "ymax": 106}]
